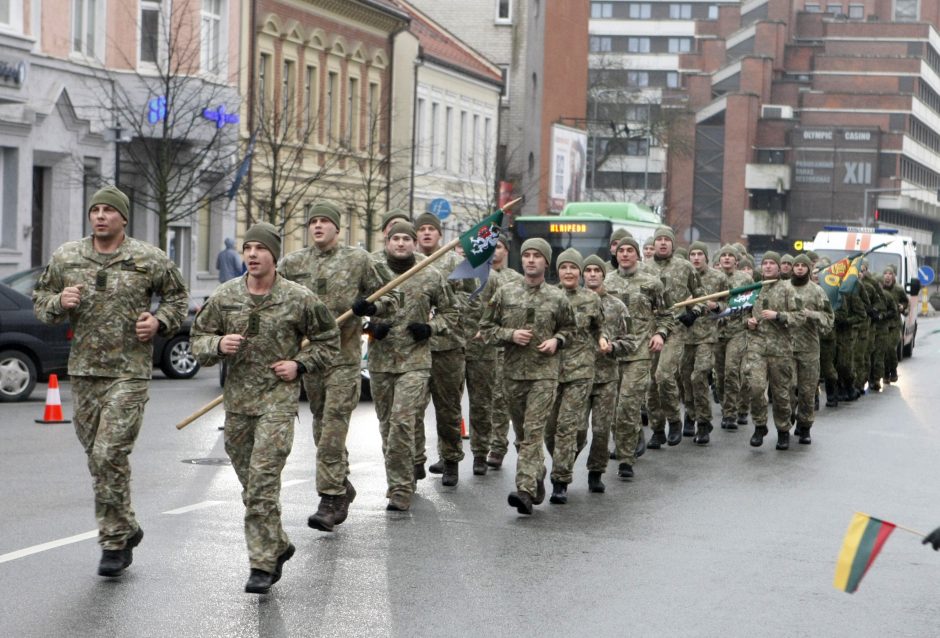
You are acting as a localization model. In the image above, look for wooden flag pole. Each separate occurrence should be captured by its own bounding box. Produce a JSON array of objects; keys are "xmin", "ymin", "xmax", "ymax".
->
[
  {"xmin": 669, "ymin": 279, "xmax": 778, "ymax": 311},
  {"xmin": 176, "ymin": 197, "xmax": 523, "ymax": 430},
  {"xmin": 856, "ymin": 512, "xmax": 926, "ymax": 538}
]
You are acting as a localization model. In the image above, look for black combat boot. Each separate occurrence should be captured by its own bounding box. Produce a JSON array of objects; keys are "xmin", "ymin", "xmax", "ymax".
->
[
  {"xmin": 721, "ymin": 415, "xmax": 736, "ymax": 430},
  {"xmin": 386, "ymin": 493, "xmax": 411, "ymax": 511},
  {"xmin": 472, "ymin": 456, "xmax": 487, "ymax": 476},
  {"xmin": 825, "ymin": 381, "xmax": 838, "ymax": 407},
  {"xmin": 507, "ymin": 491, "xmax": 534, "ymax": 515},
  {"xmin": 245, "ymin": 569, "xmax": 275, "ymax": 594},
  {"xmin": 776, "ymin": 430, "xmax": 790, "ymax": 450},
  {"xmin": 549, "ymin": 481, "xmax": 568, "ymax": 504},
  {"xmin": 647, "ymin": 430, "xmax": 666, "ymax": 449},
  {"xmin": 486, "ymin": 451, "xmax": 503, "ymax": 469},
  {"xmin": 641, "ymin": 408, "xmax": 649, "ymax": 426},
  {"xmin": 98, "ymin": 550, "xmax": 129, "ymax": 577},
  {"xmin": 442, "ymin": 460, "xmax": 459, "ymax": 486},
  {"xmin": 534, "ymin": 475, "xmax": 546, "ymax": 505},
  {"xmin": 682, "ymin": 413, "xmax": 695, "ymax": 437},
  {"xmin": 796, "ymin": 423, "xmax": 812, "ymax": 445},
  {"xmin": 308, "ymin": 495, "xmax": 340, "ymax": 532},
  {"xmin": 749, "ymin": 426, "xmax": 769, "ymax": 447},
  {"xmin": 588, "ymin": 471, "xmax": 606, "ymax": 493},
  {"xmin": 693, "ymin": 421, "xmax": 712, "ymax": 445},
  {"xmin": 888, "ymin": 370, "xmax": 898, "ymax": 383},
  {"xmin": 272, "ymin": 543, "xmax": 295, "ymax": 584},
  {"xmin": 736, "ymin": 413, "xmax": 749, "ymax": 426},
  {"xmin": 334, "ymin": 479, "xmax": 357, "ymax": 525},
  {"xmin": 635, "ymin": 433, "xmax": 647, "ymax": 458},
  {"xmin": 414, "ymin": 463, "xmax": 426, "ymax": 480},
  {"xmin": 618, "ymin": 463, "xmax": 634, "ymax": 479},
  {"xmin": 666, "ymin": 420, "xmax": 683, "ymax": 446},
  {"xmin": 428, "ymin": 459, "xmax": 445, "ymax": 474}
]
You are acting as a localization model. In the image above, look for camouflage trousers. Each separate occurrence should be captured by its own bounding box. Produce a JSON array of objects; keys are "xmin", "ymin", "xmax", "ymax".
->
[
  {"xmin": 584, "ymin": 379, "xmax": 618, "ymax": 473},
  {"xmin": 72, "ymin": 376, "xmax": 149, "ymax": 550},
  {"xmin": 466, "ymin": 354, "xmax": 496, "ymax": 459},
  {"xmin": 505, "ymin": 378, "xmax": 555, "ymax": 496},
  {"xmin": 853, "ymin": 323, "xmax": 871, "ymax": 388},
  {"xmin": 882, "ymin": 325, "xmax": 900, "ymax": 377},
  {"xmin": 304, "ymin": 364, "xmax": 359, "ymax": 497},
  {"xmin": 488, "ymin": 350, "xmax": 513, "ymax": 456},
  {"xmin": 224, "ymin": 411, "xmax": 295, "ymax": 572},
  {"xmin": 545, "ymin": 378, "xmax": 592, "ymax": 484},
  {"xmin": 415, "ymin": 348, "xmax": 465, "ymax": 465},
  {"xmin": 681, "ymin": 342, "xmax": 715, "ymax": 423},
  {"xmin": 835, "ymin": 327, "xmax": 856, "ymax": 389},
  {"xmin": 819, "ymin": 335, "xmax": 837, "ymax": 384},
  {"xmin": 648, "ymin": 332, "xmax": 684, "ymax": 429},
  {"xmin": 744, "ymin": 350, "xmax": 792, "ymax": 431},
  {"xmin": 372, "ymin": 369, "xmax": 429, "ymax": 497},
  {"xmin": 869, "ymin": 327, "xmax": 889, "ymax": 383},
  {"xmin": 613, "ymin": 360, "xmax": 650, "ymax": 465},
  {"xmin": 714, "ymin": 332, "xmax": 748, "ymax": 419},
  {"xmin": 792, "ymin": 350, "xmax": 820, "ymax": 427}
]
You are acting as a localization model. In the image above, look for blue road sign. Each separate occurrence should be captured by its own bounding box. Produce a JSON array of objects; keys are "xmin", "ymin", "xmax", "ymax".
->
[
  {"xmin": 427, "ymin": 198, "xmax": 452, "ymax": 221},
  {"xmin": 918, "ymin": 265, "xmax": 935, "ymax": 286}
]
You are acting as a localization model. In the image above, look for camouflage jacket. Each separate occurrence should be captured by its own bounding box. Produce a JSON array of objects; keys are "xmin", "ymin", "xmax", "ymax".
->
[
  {"xmin": 604, "ymin": 267, "xmax": 672, "ymax": 362},
  {"xmin": 480, "ymin": 278, "xmax": 576, "ymax": 381},
  {"xmin": 465, "ymin": 266, "xmax": 524, "ymax": 360},
  {"xmin": 368, "ymin": 253, "xmax": 458, "ymax": 374},
  {"xmin": 788, "ymin": 280, "xmax": 834, "ymax": 353},
  {"xmin": 279, "ymin": 243, "xmax": 397, "ymax": 368},
  {"xmin": 422, "ymin": 249, "xmax": 477, "ymax": 352},
  {"xmin": 745, "ymin": 280, "xmax": 802, "ymax": 357},
  {"xmin": 650, "ymin": 255, "xmax": 705, "ymax": 320},
  {"xmin": 861, "ymin": 274, "xmax": 889, "ymax": 328},
  {"xmin": 191, "ymin": 274, "xmax": 340, "ymax": 415},
  {"xmin": 33, "ymin": 235, "xmax": 189, "ymax": 379},
  {"xmin": 715, "ymin": 269, "xmax": 753, "ymax": 339},
  {"xmin": 883, "ymin": 283, "xmax": 908, "ymax": 328},
  {"xmin": 558, "ymin": 286, "xmax": 606, "ymax": 383},
  {"xmin": 594, "ymin": 289, "xmax": 635, "ymax": 383},
  {"xmin": 687, "ymin": 267, "xmax": 725, "ymax": 345}
]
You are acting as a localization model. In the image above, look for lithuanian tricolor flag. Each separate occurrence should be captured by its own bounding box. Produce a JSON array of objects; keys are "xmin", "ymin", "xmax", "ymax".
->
[{"xmin": 833, "ymin": 513, "xmax": 896, "ymax": 593}]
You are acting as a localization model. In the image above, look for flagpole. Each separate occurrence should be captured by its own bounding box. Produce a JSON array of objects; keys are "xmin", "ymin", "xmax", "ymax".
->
[
  {"xmin": 175, "ymin": 197, "xmax": 522, "ymax": 430},
  {"xmin": 670, "ymin": 280, "xmax": 778, "ymax": 311},
  {"xmin": 856, "ymin": 511, "xmax": 926, "ymax": 538}
]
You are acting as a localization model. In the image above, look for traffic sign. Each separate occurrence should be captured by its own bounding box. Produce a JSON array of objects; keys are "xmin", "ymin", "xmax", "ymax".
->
[
  {"xmin": 917, "ymin": 265, "xmax": 935, "ymax": 286},
  {"xmin": 427, "ymin": 198, "xmax": 452, "ymax": 220}
]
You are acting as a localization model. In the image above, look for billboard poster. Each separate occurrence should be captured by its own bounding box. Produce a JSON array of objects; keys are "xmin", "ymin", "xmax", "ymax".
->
[{"xmin": 549, "ymin": 124, "xmax": 588, "ymax": 212}]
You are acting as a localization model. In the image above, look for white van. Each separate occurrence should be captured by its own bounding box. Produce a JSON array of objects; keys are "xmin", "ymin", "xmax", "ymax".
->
[{"xmin": 809, "ymin": 226, "xmax": 921, "ymax": 357}]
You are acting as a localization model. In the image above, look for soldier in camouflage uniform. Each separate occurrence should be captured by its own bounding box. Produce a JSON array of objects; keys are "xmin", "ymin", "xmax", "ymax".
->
[
  {"xmin": 642, "ymin": 236, "xmax": 655, "ymax": 263},
  {"xmin": 369, "ymin": 221, "xmax": 458, "ymax": 511},
  {"xmin": 647, "ymin": 226, "xmax": 704, "ymax": 447},
  {"xmin": 33, "ymin": 186, "xmax": 189, "ymax": 578},
  {"xmin": 712, "ymin": 245, "xmax": 753, "ymax": 429},
  {"xmin": 544, "ymin": 249, "xmax": 606, "ymax": 503},
  {"xmin": 849, "ymin": 267, "xmax": 875, "ymax": 397},
  {"xmin": 278, "ymin": 201, "xmax": 398, "ymax": 532},
  {"xmin": 480, "ymin": 237, "xmax": 575, "ymax": 515},
  {"xmin": 814, "ymin": 259, "xmax": 839, "ymax": 407},
  {"xmin": 583, "ymin": 255, "xmax": 636, "ymax": 480},
  {"xmin": 412, "ymin": 212, "xmax": 475, "ymax": 486},
  {"xmin": 486, "ymin": 237, "xmax": 525, "ymax": 469},
  {"xmin": 370, "ymin": 209, "xmax": 410, "ymax": 261},
  {"xmin": 779, "ymin": 254, "xmax": 794, "ymax": 280},
  {"xmin": 787, "ymin": 255, "xmax": 833, "ymax": 444},
  {"xmin": 192, "ymin": 223, "xmax": 340, "ymax": 594},
  {"xmin": 681, "ymin": 241, "xmax": 725, "ymax": 444},
  {"xmin": 881, "ymin": 265, "xmax": 908, "ymax": 383},
  {"xmin": 605, "ymin": 236, "xmax": 671, "ymax": 478},
  {"xmin": 744, "ymin": 252, "xmax": 801, "ymax": 450},
  {"xmin": 859, "ymin": 261, "xmax": 889, "ymax": 392}
]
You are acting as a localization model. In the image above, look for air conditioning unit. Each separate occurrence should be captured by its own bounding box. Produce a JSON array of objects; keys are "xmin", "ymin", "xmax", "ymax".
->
[{"xmin": 761, "ymin": 104, "xmax": 794, "ymax": 119}]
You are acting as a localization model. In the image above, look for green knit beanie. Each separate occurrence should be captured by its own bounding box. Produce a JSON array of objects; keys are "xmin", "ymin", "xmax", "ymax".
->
[
  {"xmin": 610, "ymin": 228, "xmax": 632, "ymax": 245},
  {"xmin": 243, "ymin": 222, "xmax": 281, "ymax": 262},
  {"xmin": 793, "ymin": 254, "xmax": 812, "ymax": 268},
  {"xmin": 520, "ymin": 237, "xmax": 552, "ymax": 264},
  {"xmin": 88, "ymin": 185, "xmax": 130, "ymax": 221},
  {"xmin": 781, "ymin": 253, "xmax": 794, "ymax": 264},
  {"xmin": 387, "ymin": 220, "xmax": 417, "ymax": 241},
  {"xmin": 643, "ymin": 236, "xmax": 655, "ymax": 247},
  {"xmin": 583, "ymin": 254, "xmax": 607, "ymax": 272},
  {"xmin": 689, "ymin": 241, "xmax": 709, "ymax": 259},
  {"xmin": 718, "ymin": 244, "xmax": 738, "ymax": 259},
  {"xmin": 674, "ymin": 246, "xmax": 689, "ymax": 260},
  {"xmin": 307, "ymin": 200, "xmax": 342, "ymax": 229},
  {"xmin": 414, "ymin": 212, "xmax": 443, "ymax": 234},
  {"xmin": 556, "ymin": 247, "xmax": 583, "ymax": 272},
  {"xmin": 654, "ymin": 226, "xmax": 676, "ymax": 242},
  {"xmin": 380, "ymin": 209, "xmax": 409, "ymax": 231},
  {"xmin": 762, "ymin": 251, "xmax": 781, "ymax": 265},
  {"xmin": 617, "ymin": 235, "xmax": 640, "ymax": 254}
]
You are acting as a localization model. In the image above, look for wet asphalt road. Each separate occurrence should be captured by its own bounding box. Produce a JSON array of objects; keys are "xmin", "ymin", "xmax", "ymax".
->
[{"xmin": 2, "ymin": 319, "xmax": 940, "ymax": 637}]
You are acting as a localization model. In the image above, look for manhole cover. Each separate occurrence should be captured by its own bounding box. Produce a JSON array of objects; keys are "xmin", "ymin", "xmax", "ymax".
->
[{"xmin": 181, "ymin": 457, "xmax": 231, "ymax": 466}]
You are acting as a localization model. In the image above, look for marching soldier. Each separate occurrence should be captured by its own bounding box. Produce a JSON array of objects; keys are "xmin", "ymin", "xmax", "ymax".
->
[
  {"xmin": 814, "ymin": 259, "xmax": 840, "ymax": 407},
  {"xmin": 713, "ymin": 245, "xmax": 753, "ymax": 429},
  {"xmin": 480, "ymin": 238, "xmax": 575, "ymax": 515},
  {"xmin": 859, "ymin": 261, "xmax": 888, "ymax": 392},
  {"xmin": 33, "ymin": 185, "xmax": 189, "ymax": 578},
  {"xmin": 881, "ymin": 265, "xmax": 908, "ymax": 383},
  {"xmin": 278, "ymin": 201, "xmax": 398, "ymax": 532},
  {"xmin": 779, "ymin": 254, "xmax": 794, "ymax": 280},
  {"xmin": 191, "ymin": 223, "xmax": 340, "ymax": 594}
]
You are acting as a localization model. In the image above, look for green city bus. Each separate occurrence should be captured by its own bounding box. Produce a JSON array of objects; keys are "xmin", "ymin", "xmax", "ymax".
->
[{"xmin": 509, "ymin": 201, "xmax": 662, "ymax": 282}]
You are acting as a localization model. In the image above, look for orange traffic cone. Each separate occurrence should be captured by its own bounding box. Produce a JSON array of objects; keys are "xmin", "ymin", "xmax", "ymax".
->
[
  {"xmin": 35, "ymin": 374, "xmax": 71, "ymax": 424},
  {"xmin": 460, "ymin": 417, "xmax": 469, "ymax": 439}
]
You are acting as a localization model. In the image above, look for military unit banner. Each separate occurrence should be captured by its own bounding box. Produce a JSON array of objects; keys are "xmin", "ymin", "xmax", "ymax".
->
[{"xmin": 458, "ymin": 210, "xmax": 504, "ymax": 268}]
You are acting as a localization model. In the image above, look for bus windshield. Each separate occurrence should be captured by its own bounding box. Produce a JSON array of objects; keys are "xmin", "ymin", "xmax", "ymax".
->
[{"xmin": 510, "ymin": 219, "xmax": 612, "ymax": 283}]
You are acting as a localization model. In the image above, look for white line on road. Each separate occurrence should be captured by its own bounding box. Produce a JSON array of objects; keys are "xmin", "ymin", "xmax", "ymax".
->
[
  {"xmin": 162, "ymin": 500, "xmax": 225, "ymax": 515},
  {"xmin": 282, "ymin": 479, "xmax": 311, "ymax": 488},
  {"xmin": 0, "ymin": 530, "xmax": 97, "ymax": 565}
]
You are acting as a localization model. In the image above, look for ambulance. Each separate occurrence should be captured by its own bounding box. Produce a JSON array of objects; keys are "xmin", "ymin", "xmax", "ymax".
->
[{"xmin": 809, "ymin": 226, "xmax": 920, "ymax": 358}]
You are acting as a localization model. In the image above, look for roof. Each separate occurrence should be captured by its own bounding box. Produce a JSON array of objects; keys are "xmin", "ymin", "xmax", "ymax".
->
[{"xmin": 385, "ymin": 0, "xmax": 504, "ymax": 87}]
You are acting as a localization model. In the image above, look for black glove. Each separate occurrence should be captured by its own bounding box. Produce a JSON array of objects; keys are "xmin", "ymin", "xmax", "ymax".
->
[
  {"xmin": 368, "ymin": 321, "xmax": 391, "ymax": 340},
  {"xmin": 922, "ymin": 527, "xmax": 940, "ymax": 551},
  {"xmin": 834, "ymin": 316, "xmax": 848, "ymax": 329},
  {"xmin": 406, "ymin": 322, "xmax": 432, "ymax": 342},
  {"xmin": 866, "ymin": 308, "xmax": 880, "ymax": 321},
  {"xmin": 678, "ymin": 309, "xmax": 698, "ymax": 328},
  {"xmin": 352, "ymin": 297, "xmax": 378, "ymax": 317}
]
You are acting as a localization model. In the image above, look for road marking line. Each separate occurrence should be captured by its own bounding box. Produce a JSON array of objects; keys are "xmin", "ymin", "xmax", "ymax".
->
[
  {"xmin": 282, "ymin": 479, "xmax": 310, "ymax": 488},
  {"xmin": 163, "ymin": 500, "xmax": 225, "ymax": 515},
  {"xmin": 0, "ymin": 530, "xmax": 97, "ymax": 564}
]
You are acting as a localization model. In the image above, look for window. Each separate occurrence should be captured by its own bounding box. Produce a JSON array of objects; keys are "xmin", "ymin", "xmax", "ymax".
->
[
  {"xmin": 282, "ymin": 60, "xmax": 295, "ymax": 116},
  {"xmin": 472, "ymin": 114, "xmax": 480, "ymax": 174},
  {"xmin": 496, "ymin": 0, "xmax": 512, "ymax": 23},
  {"xmin": 367, "ymin": 82, "xmax": 379, "ymax": 151},
  {"xmin": 197, "ymin": 200, "xmax": 211, "ymax": 272},
  {"xmin": 628, "ymin": 3, "xmax": 651, "ymax": 19},
  {"xmin": 140, "ymin": 2, "xmax": 161, "ymax": 65},
  {"xmin": 826, "ymin": 3, "xmax": 842, "ymax": 14},
  {"xmin": 304, "ymin": 65, "xmax": 318, "ymax": 138},
  {"xmin": 0, "ymin": 1, "xmax": 22, "ymax": 30},
  {"xmin": 0, "ymin": 147, "xmax": 17, "ymax": 249},
  {"xmin": 72, "ymin": 0, "xmax": 101, "ymax": 57},
  {"xmin": 258, "ymin": 53, "xmax": 270, "ymax": 117},
  {"xmin": 590, "ymin": 36, "xmax": 612, "ymax": 53},
  {"xmin": 708, "ymin": 4, "xmax": 719, "ymax": 19},
  {"xmin": 669, "ymin": 3, "xmax": 692, "ymax": 19},
  {"xmin": 894, "ymin": 0, "xmax": 918, "ymax": 20},
  {"xmin": 484, "ymin": 117, "xmax": 493, "ymax": 166},
  {"xmin": 459, "ymin": 111, "xmax": 468, "ymax": 173},
  {"xmin": 430, "ymin": 102, "xmax": 439, "ymax": 168},
  {"xmin": 666, "ymin": 71, "xmax": 680, "ymax": 88},
  {"xmin": 444, "ymin": 107, "xmax": 454, "ymax": 171},
  {"xmin": 326, "ymin": 71, "xmax": 338, "ymax": 142},
  {"xmin": 848, "ymin": 4, "xmax": 864, "ymax": 18},
  {"xmin": 805, "ymin": 4, "xmax": 822, "ymax": 12},
  {"xmin": 628, "ymin": 37, "xmax": 650, "ymax": 53},
  {"xmin": 201, "ymin": 0, "xmax": 224, "ymax": 74},
  {"xmin": 627, "ymin": 71, "xmax": 649, "ymax": 87},
  {"xmin": 416, "ymin": 98, "xmax": 426, "ymax": 164},
  {"xmin": 347, "ymin": 77, "xmax": 359, "ymax": 146},
  {"xmin": 591, "ymin": 2, "xmax": 613, "ymax": 18},
  {"xmin": 499, "ymin": 65, "xmax": 511, "ymax": 101},
  {"xmin": 668, "ymin": 38, "xmax": 692, "ymax": 53}
]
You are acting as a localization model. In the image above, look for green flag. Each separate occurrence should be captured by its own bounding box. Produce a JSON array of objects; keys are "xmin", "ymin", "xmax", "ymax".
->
[
  {"xmin": 714, "ymin": 281, "xmax": 764, "ymax": 319},
  {"xmin": 459, "ymin": 210, "xmax": 504, "ymax": 268}
]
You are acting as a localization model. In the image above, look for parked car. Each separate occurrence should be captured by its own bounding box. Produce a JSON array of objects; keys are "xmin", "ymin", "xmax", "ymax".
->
[{"xmin": 0, "ymin": 282, "xmax": 71, "ymax": 401}]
